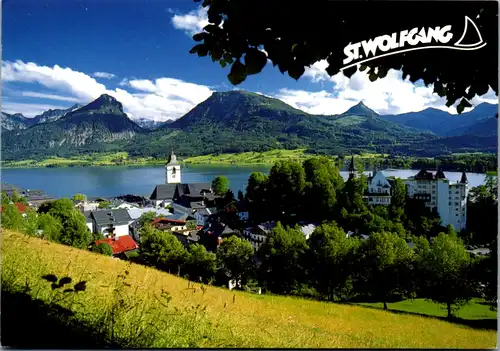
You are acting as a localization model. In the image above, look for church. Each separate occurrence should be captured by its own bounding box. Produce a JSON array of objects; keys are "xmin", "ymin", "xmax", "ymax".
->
[{"xmin": 149, "ymin": 151, "xmax": 217, "ymax": 214}]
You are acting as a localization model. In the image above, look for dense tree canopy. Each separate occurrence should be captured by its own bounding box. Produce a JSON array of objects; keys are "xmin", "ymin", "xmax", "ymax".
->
[
  {"xmin": 419, "ymin": 233, "xmax": 475, "ymax": 318},
  {"xmin": 258, "ymin": 222, "xmax": 308, "ymax": 294},
  {"xmin": 212, "ymin": 175, "xmax": 230, "ymax": 196},
  {"xmin": 190, "ymin": 0, "xmax": 497, "ymax": 113}
]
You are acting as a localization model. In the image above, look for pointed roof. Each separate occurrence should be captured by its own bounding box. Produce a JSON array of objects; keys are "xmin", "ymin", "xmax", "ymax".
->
[
  {"xmin": 460, "ymin": 170, "xmax": 468, "ymax": 184},
  {"xmin": 435, "ymin": 168, "xmax": 447, "ymax": 179},
  {"xmin": 167, "ymin": 150, "xmax": 179, "ymax": 165},
  {"xmin": 349, "ymin": 155, "xmax": 355, "ymax": 173}
]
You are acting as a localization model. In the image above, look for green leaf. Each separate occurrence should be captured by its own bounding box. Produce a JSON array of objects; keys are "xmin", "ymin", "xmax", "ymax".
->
[
  {"xmin": 228, "ymin": 60, "xmax": 247, "ymax": 85},
  {"xmin": 359, "ymin": 65, "xmax": 368, "ymax": 72},
  {"xmin": 244, "ymin": 48, "xmax": 268, "ymax": 75},
  {"xmin": 219, "ymin": 60, "xmax": 227, "ymax": 68},
  {"xmin": 369, "ymin": 73, "xmax": 377, "ymax": 82}
]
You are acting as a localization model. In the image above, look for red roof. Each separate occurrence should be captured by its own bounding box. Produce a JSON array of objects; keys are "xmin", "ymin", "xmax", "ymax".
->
[
  {"xmin": 95, "ymin": 236, "xmax": 139, "ymax": 255},
  {"xmin": 0, "ymin": 203, "xmax": 28, "ymax": 213},
  {"xmin": 151, "ymin": 217, "xmax": 186, "ymax": 225}
]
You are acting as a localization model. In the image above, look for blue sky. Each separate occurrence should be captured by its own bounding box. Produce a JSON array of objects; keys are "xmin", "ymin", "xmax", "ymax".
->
[{"xmin": 2, "ymin": 0, "xmax": 497, "ymax": 120}]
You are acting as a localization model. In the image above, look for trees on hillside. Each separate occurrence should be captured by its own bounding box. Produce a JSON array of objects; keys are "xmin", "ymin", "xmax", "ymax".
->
[
  {"xmin": 307, "ymin": 222, "xmax": 359, "ymax": 301},
  {"xmin": 267, "ymin": 160, "xmax": 306, "ymax": 222},
  {"xmin": 216, "ymin": 235, "xmax": 254, "ymax": 286},
  {"xmin": 419, "ymin": 233, "xmax": 475, "ymax": 318},
  {"xmin": 189, "ymin": 0, "xmax": 497, "ymax": 113},
  {"xmin": 91, "ymin": 242, "xmax": 114, "ymax": 256},
  {"xmin": 258, "ymin": 222, "xmax": 308, "ymax": 294},
  {"xmin": 72, "ymin": 193, "xmax": 87, "ymax": 201},
  {"xmin": 466, "ymin": 176, "xmax": 498, "ymax": 245},
  {"xmin": 38, "ymin": 198, "xmax": 93, "ymax": 249},
  {"xmin": 245, "ymin": 171, "xmax": 268, "ymax": 221},
  {"xmin": 1, "ymin": 203, "xmax": 25, "ymax": 232},
  {"xmin": 139, "ymin": 225, "xmax": 187, "ymax": 275},
  {"xmin": 184, "ymin": 244, "xmax": 217, "ymax": 283},
  {"xmin": 302, "ymin": 157, "xmax": 343, "ymax": 221},
  {"xmin": 212, "ymin": 175, "xmax": 230, "ymax": 196},
  {"xmin": 355, "ymin": 232, "xmax": 414, "ymax": 309}
]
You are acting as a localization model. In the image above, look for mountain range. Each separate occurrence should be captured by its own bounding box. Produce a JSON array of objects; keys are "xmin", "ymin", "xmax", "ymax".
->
[{"xmin": 1, "ymin": 91, "xmax": 497, "ymax": 160}]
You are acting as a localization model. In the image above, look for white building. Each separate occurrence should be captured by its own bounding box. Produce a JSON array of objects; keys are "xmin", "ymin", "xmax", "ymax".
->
[
  {"xmin": 365, "ymin": 170, "xmax": 392, "ymax": 206},
  {"xmin": 87, "ymin": 209, "xmax": 135, "ymax": 238},
  {"xmin": 165, "ymin": 151, "xmax": 181, "ymax": 184},
  {"xmin": 243, "ymin": 221, "xmax": 276, "ymax": 251},
  {"xmin": 404, "ymin": 169, "xmax": 468, "ymax": 231}
]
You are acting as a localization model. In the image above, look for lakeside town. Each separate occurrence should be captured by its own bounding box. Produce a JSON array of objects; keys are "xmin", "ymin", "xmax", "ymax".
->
[{"xmin": 3, "ymin": 152, "xmax": 491, "ymax": 268}]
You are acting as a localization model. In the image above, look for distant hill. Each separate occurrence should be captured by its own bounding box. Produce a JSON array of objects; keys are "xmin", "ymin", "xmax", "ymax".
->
[
  {"xmin": 1, "ymin": 91, "xmax": 497, "ymax": 160},
  {"xmin": 132, "ymin": 118, "xmax": 168, "ymax": 130},
  {"xmin": 30, "ymin": 104, "xmax": 82, "ymax": 125},
  {"xmin": 2, "ymin": 94, "xmax": 143, "ymax": 159},
  {"xmin": 1, "ymin": 112, "xmax": 30, "ymax": 131},
  {"xmin": 380, "ymin": 103, "xmax": 498, "ymax": 136}
]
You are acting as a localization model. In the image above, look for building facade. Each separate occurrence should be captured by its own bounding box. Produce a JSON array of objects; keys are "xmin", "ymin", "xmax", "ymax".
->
[
  {"xmin": 365, "ymin": 170, "xmax": 392, "ymax": 206},
  {"xmin": 165, "ymin": 151, "xmax": 181, "ymax": 184},
  {"xmin": 404, "ymin": 169, "xmax": 468, "ymax": 231}
]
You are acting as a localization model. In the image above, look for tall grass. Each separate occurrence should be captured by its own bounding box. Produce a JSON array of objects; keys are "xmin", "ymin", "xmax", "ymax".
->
[{"xmin": 1, "ymin": 231, "xmax": 497, "ymax": 348}]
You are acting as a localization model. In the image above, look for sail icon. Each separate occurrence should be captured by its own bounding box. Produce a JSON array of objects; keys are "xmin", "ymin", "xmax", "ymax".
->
[{"xmin": 454, "ymin": 16, "xmax": 484, "ymax": 47}]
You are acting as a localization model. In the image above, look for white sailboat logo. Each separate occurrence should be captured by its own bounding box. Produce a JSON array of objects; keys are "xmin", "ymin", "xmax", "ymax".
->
[{"xmin": 454, "ymin": 16, "xmax": 485, "ymax": 48}]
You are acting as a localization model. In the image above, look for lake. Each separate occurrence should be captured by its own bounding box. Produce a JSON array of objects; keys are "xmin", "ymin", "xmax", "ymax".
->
[{"xmin": 1, "ymin": 165, "xmax": 488, "ymax": 199}]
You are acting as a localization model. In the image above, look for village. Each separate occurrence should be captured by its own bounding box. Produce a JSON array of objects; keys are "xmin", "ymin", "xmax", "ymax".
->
[{"xmin": 3, "ymin": 151, "xmax": 483, "ymax": 265}]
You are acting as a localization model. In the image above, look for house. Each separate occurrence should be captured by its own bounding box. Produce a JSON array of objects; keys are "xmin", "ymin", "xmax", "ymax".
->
[
  {"xmin": 95, "ymin": 236, "xmax": 139, "ymax": 257},
  {"xmin": 127, "ymin": 207, "xmax": 172, "ymax": 222},
  {"xmin": 299, "ymin": 223, "xmax": 317, "ymax": 240},
  {"xmin": 151, "ymin": 217, "xmax": 189, "ymax": 234},
  {"xmin": 365, "ymin": 170, "xmax": 392, "ymax": 206},
  {"xmin": 1, "ymin": 183, "xmax": 22, "ymax": 198},
  {"xmin": 194, "ymin": 207, "xmax": 217, "ymax": 227},
  {"xmin": 404, "ymin": 169, "xmax": 469, "ymax": 231},
  {"xmin": 0, "ymin": 203, "xmax": 28, "ymax": 217},
  {"xmin": 115, "ymin": 202, "xmax": 139, "ymax": 210},
  {"xmin": 243, "ymin": 221, "xmax": 276, "ymax": 251},
  {"xmin": 236, "ymin": 202, "xmax": 249, "ymax": 221},
  {"xmin": 88, "ymin": 209, "xmax": 134, "ymax": 238},
  {"xmin": 150, "ymin": 151, "xmax": 217, "ymax": 210},
  {"xmin": 225, "ymin": 201, "xmax": 249, "ymax": 221},
  {"xmin": 149, "ymin": 184, "xmax": 178, "ymax": 208},
  {"xmin": 83, "ymin": 211, "xmax": 94, "ymax": 232},
  {"xmin": 171, "ymin": 231, "xmax": 200, "ymax": 247},
  {"xmin": 75, "ymin": 200, "xmax": 100, "ymax": 212}
]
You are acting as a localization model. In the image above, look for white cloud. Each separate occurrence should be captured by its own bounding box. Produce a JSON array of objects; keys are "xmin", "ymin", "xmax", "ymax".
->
[
  {"xmin": 21, "ymin": 91, "xmax": 82, "ymax": 103},
  {"xmin": 2, "ymin": 102, "xmax": 68, "ymax": 117},
  {"xmin": 278, "ymin": 60, "xmax": 498, "ymax": 115},
  {"xmin": 93, "ymin": 72, "xmax": 116, "ymax": 79},
  {"xmin": 2, "ymin": 60, "xmax": 214, "ymax": 122},
  {"xmin": 171, "ymin": 7, "xmax": 209, "ymax": 36}
]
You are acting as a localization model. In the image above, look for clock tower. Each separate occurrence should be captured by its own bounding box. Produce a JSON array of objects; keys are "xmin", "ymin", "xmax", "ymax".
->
[{"xmin": 165, "ymin": 151, "xmax": 181, "ymax": 184}]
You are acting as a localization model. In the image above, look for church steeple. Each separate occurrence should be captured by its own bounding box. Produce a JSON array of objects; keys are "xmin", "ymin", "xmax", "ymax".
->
[
  {"xmin": 165, "ymin": 149, "xmax": 181, "ymax": 184},
  {"xmin": 349, "ymin": 155, "xmax": 356, "ymax": 180},
  {"xmin": 460, "ymin": 170, "xmax": 468, "ymax": 184}
]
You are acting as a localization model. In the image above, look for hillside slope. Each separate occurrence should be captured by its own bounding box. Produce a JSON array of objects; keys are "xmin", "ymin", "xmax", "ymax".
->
[
  {"xmin": 2, "ymin": 231, "xmax": 496, "ymax": 349},
  {"xmin": 380, "ymin": 103, "xmax": 498, "ymax": 136},
  {"xmin": 2, "ymin": 95, "xmax": 143, "ymax": 159}
]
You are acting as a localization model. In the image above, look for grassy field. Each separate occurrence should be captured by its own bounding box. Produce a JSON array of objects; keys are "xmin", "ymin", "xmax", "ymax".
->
[
  {"xmin": 2, "ymin": 231, "xmax": 497, "ymax": 349},
  {"xmin": 356, "ymin": 299, "xmax": 497, "ymax": 320},
  {"xmin": 183, "ymin": 149, "xmax": 319, "ymax": 165},
  {"xmin": 1, "ymin": 152, "xmax": 166, "ymax": 168}
]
